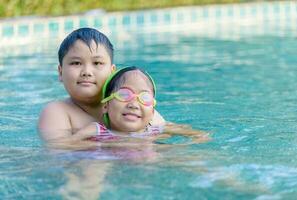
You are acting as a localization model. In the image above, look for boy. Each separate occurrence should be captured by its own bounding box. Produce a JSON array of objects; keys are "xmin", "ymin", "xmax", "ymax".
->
[{"xmin": 38, "ymin": 28, "xmax": 164, "ymax": 143}]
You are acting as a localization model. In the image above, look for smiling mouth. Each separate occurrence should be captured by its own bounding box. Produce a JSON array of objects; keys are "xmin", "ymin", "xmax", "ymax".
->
[
  {"xmin": 123, "ymin": 113, "xmax": 141, "ymax": 119},
  {"xmin": 77, "ymin": 81, "xmax": 96, "ymax": 85}
]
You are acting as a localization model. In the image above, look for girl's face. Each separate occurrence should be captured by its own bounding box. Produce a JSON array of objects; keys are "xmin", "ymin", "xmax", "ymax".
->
[
  {"xmin": 105, "ymin": 71, "xmax": 155, "ymax": 133},
  {"xmin": 59, "ymin": 40, "xmax": 115, "ymax": 104}
]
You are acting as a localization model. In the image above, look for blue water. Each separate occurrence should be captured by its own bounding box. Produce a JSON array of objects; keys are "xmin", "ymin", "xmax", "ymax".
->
[{"xmin": 1, "ymin": 24, "xmax": 297, "ymax": 199}]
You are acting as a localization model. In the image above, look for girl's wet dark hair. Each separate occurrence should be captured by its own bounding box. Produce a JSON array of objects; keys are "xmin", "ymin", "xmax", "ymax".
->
[
  {"xmin": 104, "ymin": 66, "xmax": 156, "ymax": 99},
  {"xmin": 58, "ymin": 27, "xmax": 114, "ymax": 65}
]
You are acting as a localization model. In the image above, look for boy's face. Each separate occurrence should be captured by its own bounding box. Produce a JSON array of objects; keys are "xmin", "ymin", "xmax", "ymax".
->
[
  {"xmin": 105, "ymin": 72, "xmax": 154, "ymax": 132},
  {"xmin": 59, "ymin": 40, "xmax": 115, "ymax": 103}
]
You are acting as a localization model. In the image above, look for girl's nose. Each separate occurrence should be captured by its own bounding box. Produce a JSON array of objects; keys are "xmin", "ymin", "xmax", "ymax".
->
[{"xmin": 127, "ymin": 99, "xmax": 140, "ymax": 109}]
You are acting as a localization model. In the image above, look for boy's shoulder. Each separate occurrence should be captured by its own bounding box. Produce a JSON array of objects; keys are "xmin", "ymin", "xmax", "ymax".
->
[
  {"xmin": 39, "ymin": 100, "xmax": 72, "ymax": 124},
  {"xmin": 39, "ymin": 99, "xmax": 97, "ymax": 135},
  {"xmin": 38, "ymin": 99, "xmax": 73, "ymax": 137},
  {"xmin": 40, "ymin": 99, "xmax": 78, "ymax": 120},
  {"xmin": 42, "ymin": 99, "xmax": 71, "ymax": 112},
  {"xmin": 40, "ymin": 99, "xmax": 94, "ymax": 125}
]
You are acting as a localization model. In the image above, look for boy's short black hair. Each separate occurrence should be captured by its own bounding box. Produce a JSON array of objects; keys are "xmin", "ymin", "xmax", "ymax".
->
[{"xmin": 58, "ymin": 27, "xmax": 114, "ymax": 65}]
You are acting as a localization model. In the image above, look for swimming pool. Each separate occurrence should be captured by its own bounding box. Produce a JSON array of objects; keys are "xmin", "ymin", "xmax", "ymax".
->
[{"xmin": 1, "ymin": 3, "xmax": 297, "ymax": 200}]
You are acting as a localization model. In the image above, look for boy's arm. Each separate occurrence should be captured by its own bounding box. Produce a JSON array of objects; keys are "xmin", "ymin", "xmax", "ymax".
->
[{"xmin": 38, "ymin": 102, "xmax": 97, "ymax": 143}]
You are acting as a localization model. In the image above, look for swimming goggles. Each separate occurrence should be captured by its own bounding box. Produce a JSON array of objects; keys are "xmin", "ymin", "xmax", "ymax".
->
[{"xmin": 101, "ymin": 87, "xmax": 156, "ymax": 107}]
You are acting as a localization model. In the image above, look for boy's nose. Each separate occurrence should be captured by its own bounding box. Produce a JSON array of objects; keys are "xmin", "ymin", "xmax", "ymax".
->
[
  {"xmin": 81, "ymin": 64, "xmax": 92, "ymax": 77},
  {"xmin": 81, "ymin": 71, "xmax": 91, "ymax": 77}
]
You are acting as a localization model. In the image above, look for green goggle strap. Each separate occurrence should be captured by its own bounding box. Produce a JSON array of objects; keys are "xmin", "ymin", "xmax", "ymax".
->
[
  {"xmin": 101, "ymin": 94, "xmax": 115, "ymax": 104},
  {"xmin": 103, "ymin": 113, "xmax": 110, "ymax": 128}
]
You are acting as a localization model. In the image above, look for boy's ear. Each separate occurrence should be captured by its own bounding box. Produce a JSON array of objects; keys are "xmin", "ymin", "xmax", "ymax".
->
[{"xmin": 58, "ymin": 65, "xmax": 63, "ymax": 82}]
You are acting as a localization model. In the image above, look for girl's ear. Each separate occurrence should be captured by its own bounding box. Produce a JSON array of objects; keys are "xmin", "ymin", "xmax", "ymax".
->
[
  {"xmin": 111, "ymin": 64, "xmax": 116, "ymax": 72},
  {"xmin": 102, "ymin": 103, "xmax": 108, "ymax": 113},
  {"xmin": 58, "ymin": 65, "xmax": 63, "ymax": 82}
]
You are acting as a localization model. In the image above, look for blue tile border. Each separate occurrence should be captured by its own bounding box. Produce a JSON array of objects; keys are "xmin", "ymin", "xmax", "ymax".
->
[{"xmin": 0, "ymin": 1, "xmax": 297, "ymax": 45}]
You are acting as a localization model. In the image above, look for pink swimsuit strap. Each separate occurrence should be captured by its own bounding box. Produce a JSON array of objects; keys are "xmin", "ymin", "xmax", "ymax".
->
[
  {"xmin": 88, "ymin": 123, "xmax": 163, "ymax": 141},
  {"xmin": 88, "ymin": 122, "xmax": 118, "ymax": 142}
]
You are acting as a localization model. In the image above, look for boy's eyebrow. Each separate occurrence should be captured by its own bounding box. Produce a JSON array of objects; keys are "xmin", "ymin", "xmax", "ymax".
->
[
  {"xmin": 68, "ymin": 56, "xmax": 82, "ymax": 60},
  {"xmin": 92, "ymin": 55, "xmax": 106, "ymax": 59},
  {"xmin": 67, "ymin": 56, "xmax": 105, "ymax": 60}
]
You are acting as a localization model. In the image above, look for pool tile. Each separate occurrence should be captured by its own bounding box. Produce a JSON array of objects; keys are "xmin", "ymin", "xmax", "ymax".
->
[
  {"xmin": 203, "ymin": 8, "xmax": 209, "ymax": 18},
  {"xmin": 18, "ymin": 25, "xmax": 29, "ymax": 36},
  {"xmin": 48, "ymin": 21, "xmax": 59, "ymax": 32},
  {"xmin": 2, "ymin": 25, "xmax": 14, "ymax": 37},
  {"xmin": 93, "ymin": 18, "xmax": 102, "ymax": 28},
  {"xmin": 64, "ymin": 20, "xmax": 74, "ymax": 31},
  {"xmin": 273, "ymin": 4, "xmax": 280, "ymax": 13},
  {"xmin": 122, "ymin": 15, "xmax": 131, "ymax": 26},
  {"xmin": 136, "ymin": 14, "xmax": 144, "ymax": 25},
  {"xmin": 191, "ymin": 10, "xmax": 198, "ymax": 22},
  {"xmin": 240, "ymin": 7, "xmax": 246, "ymax": 17},
  {"xmin": 150, "ymin": 13, "xmax": 158, "ymax": 24},
  {"xmin": 79, "ymin": 18, "xmax": 88, "ymax": 27},
  {"xmin": 250, "ymin": 6, "xmax": 257, "ymax": 16},
  {"xmin": 163, "ymin": 12, "xmax": 171, "ymax": 23},
  {"xmin": 108, "ymin": 16, "xmax": 117, "ymax": 27},
  {"xmin": 177, "ymin": 12, "xmax": 184, "ymax": 23},
  {"xmin": 216, "ymin": 8, "xmax": 222, "ymax": 18}
]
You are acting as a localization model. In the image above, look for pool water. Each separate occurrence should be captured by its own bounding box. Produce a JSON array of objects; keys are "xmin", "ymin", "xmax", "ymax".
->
[{"xmin": 1, "ymin": 25, "xmax": 297, "ymax": 199}]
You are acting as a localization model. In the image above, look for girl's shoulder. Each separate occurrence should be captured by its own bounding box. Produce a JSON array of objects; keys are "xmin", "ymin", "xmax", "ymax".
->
[{"xmin": 150, "ymin": 110, "xmax": 166, "ymax": 126}]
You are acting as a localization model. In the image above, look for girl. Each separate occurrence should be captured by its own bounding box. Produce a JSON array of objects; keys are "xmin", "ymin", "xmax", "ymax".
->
[{"xmin": 89, "ymin": 66, "xmax": 208, "ymax": 142}]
